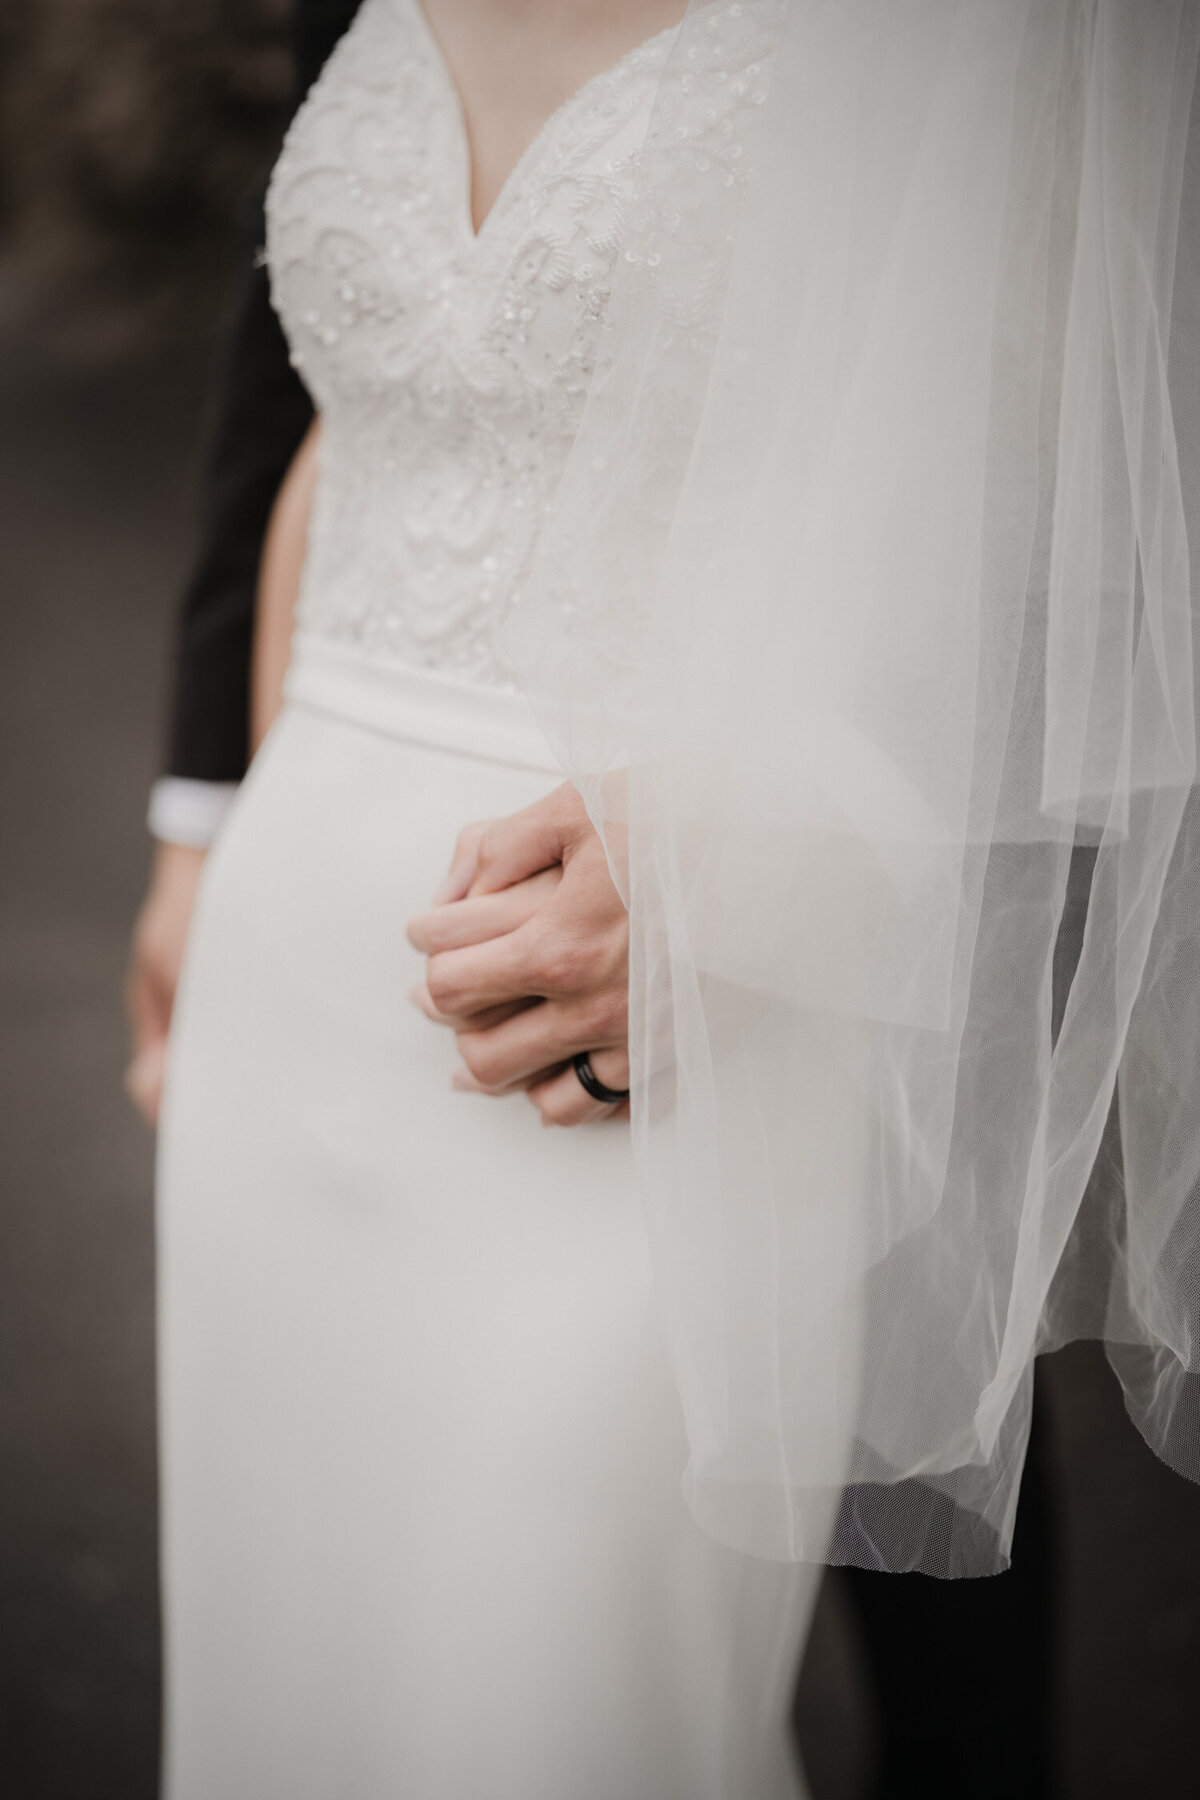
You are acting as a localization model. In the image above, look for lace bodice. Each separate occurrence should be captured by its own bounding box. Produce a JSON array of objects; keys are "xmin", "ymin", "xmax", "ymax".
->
[
  {"xmin": 266, "ymin": 0, "xmax": 767, "ymax": 691},
  {"xmin": 265, "ymin": 0, "xmax": 664, "ymax": 689}
]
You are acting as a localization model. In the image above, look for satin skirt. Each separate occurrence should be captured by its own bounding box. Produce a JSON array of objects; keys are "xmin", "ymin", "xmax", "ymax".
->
[{"xmin": 157, "ymin": 638, "xmax": 813, "ymax": 1800}]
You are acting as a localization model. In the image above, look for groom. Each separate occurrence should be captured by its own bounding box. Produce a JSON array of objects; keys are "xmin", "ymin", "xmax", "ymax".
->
[{"xmin": 125, "ymin": 1, "xmax": 1058, "ymax": 1794}]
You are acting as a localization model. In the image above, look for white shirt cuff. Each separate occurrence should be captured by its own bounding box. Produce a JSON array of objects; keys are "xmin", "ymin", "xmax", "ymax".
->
[{"xmin": 147, "ymin": 777, "xmax": 240, "ymax": 848}]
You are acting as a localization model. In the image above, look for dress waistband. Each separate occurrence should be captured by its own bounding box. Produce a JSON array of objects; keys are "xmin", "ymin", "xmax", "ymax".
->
[{"xmin": 284, "ymin": 632, "xmax": 562, "ymax": 774}]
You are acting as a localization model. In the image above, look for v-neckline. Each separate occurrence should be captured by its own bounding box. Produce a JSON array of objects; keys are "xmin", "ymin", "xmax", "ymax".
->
[{"xmin": 407, "ymin": 0, "xmax": 679, "ymax": 248}]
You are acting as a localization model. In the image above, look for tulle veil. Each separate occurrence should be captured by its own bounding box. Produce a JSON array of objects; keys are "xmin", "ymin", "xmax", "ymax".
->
[{"xmin": 508, "ymin": 0, "xmax": 1200, "ymax": 1574}]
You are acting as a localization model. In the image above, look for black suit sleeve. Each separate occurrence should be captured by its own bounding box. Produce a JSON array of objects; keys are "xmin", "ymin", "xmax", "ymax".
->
[{"xmin": 165, "ymin": 0, "xmax": 363, "ymax": 782}]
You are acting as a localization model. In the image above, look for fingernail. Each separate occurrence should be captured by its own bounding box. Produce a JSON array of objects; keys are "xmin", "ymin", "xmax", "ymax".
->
[{"xmin": 451, "ymin": 1069, "xmax": 484, "ymax": 1093}]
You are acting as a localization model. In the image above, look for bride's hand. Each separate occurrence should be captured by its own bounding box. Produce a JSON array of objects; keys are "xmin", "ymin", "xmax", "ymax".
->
[{"xmin": 406, "ymin": 784, "xmax": 630, "ymax": 1125}]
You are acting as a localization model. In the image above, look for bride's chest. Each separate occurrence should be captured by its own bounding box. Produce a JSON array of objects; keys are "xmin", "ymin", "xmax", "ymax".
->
[{"xmin": 265, "ymin": 0, "xmax": 665, "ymax": 415}]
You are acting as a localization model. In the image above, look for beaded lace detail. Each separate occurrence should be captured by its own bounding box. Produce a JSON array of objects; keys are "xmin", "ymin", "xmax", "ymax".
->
[{"xmin": 265, "ymin": 0, "xmax": 767, "ymax": 689}]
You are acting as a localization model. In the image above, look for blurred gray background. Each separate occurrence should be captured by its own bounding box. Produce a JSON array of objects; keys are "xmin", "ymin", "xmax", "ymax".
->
[{"xmin": 1, "ymin": 4, "xmax": 1198, "ymax": 1797}]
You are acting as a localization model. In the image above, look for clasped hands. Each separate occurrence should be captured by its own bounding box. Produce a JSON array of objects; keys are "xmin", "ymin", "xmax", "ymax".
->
[{"xmin": 406, "ymin": 782, "xmax": 631, "ymax": 1125}]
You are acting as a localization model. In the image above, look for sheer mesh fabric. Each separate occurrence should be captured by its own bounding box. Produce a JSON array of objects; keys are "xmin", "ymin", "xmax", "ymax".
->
[{"xmin": 510, "ymin": 0, "xmax": 1200, "ymax": 1573}]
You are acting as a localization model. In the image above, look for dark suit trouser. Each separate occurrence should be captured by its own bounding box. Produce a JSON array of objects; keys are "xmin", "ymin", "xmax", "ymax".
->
[{"xmin": 835, "ymin": 1379, "xmax": 1057, "ymax": 1799}]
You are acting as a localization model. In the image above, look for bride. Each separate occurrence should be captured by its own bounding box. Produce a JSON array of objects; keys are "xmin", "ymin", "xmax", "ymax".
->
[
  {"xmin": 155, "ymin": 0, "xmax": 1200, "ymax": 1795},
  {"xmin": 158, "ymin": 4, "xmax": 816, "ymax": 1796}
]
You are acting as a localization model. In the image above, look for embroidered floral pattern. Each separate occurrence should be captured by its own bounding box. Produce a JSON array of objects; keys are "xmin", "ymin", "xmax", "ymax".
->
[
  {"xmin": 264, "ymin": 0, "xmax": 770, "ymax": 687},
  {"xmin": 265, "ymin": 0, "xmax": 766, "ymax": 687}
]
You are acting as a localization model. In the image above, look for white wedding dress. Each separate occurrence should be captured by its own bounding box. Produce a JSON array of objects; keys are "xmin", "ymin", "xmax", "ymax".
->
[{"xmin": 157, "ymin": 2, "xmax": 812, "ymax": 1796}]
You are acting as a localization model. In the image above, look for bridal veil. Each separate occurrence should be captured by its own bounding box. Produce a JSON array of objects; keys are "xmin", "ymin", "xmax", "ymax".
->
[{"xmin": 509, "ymin": 0, "xmax": 1200, "ymax": 1575}]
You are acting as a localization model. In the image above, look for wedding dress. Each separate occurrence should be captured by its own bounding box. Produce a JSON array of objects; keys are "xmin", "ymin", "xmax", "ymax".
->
[{"xmin": 156, "ymin": 3, "xmax": 813, "ymax": 1797}]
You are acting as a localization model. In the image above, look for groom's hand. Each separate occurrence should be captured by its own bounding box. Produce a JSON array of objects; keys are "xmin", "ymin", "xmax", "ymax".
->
[
  {"xmin": 124, "ymin": 842, "xmax": 207, "ymax": 1124},
  {"xmin": 406, "ymin": 784, "xmax": 630, "ymax": 1125}
]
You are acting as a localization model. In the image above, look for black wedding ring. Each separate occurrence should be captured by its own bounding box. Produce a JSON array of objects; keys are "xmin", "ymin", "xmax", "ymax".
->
[{"xmin": 572, "ymin": 1052, "xmax": 630, "ymax": 1106}]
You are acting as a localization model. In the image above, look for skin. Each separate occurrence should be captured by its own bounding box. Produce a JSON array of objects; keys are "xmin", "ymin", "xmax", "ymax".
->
[
  {"xmin": 419, "ymin": 0, "xmax": 687, "ymax": 234},
  {"xmin": 250, "ymin": 417, "xmax": 322, "ymax": 751},
  {"xmin": 125, "ymin": 841, "xmax": 208, "ymax": 1122},
  {"xmin": 407, "ymin": 788, "xmax": 631, "ymax": 1124},
  {"xmin": 124, "ymin": 0, "xmax": 668, "ymax": 1126}
]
